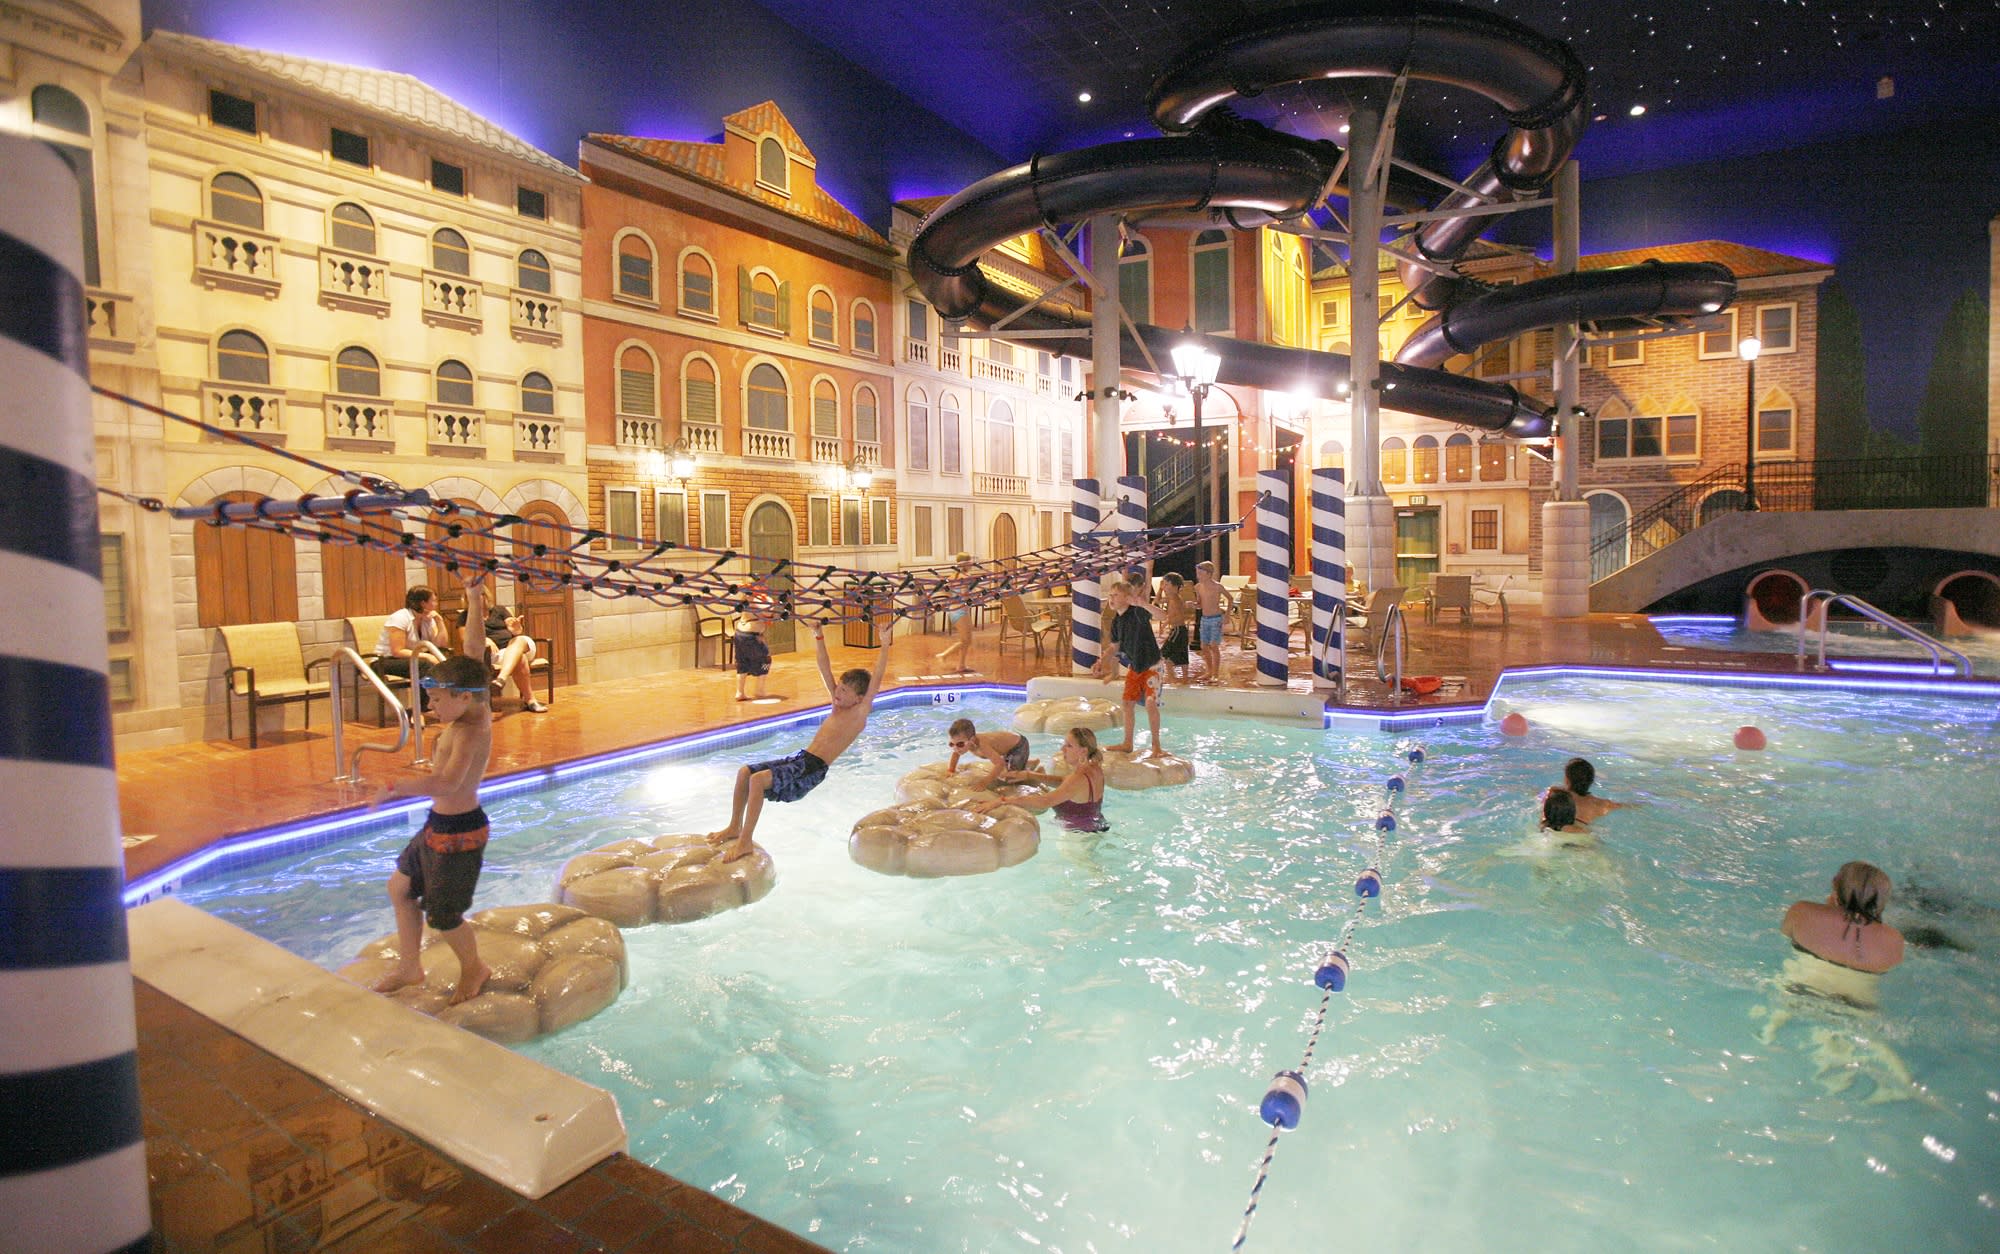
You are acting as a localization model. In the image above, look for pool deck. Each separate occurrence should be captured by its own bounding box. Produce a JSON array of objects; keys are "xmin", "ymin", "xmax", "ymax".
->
[{"xmin": 119, "ymin": 611, "xmax": 1785, "ymax": 1252}]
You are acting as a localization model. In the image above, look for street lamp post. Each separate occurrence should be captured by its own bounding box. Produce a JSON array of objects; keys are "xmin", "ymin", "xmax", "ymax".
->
[
  {"xmin": 1739, "ymin": 336, "xmax": 1762, "ymax": 511},
  {"xmin": 1170, "ymin": 338, "xmax": 1222, "ymax": 568}
]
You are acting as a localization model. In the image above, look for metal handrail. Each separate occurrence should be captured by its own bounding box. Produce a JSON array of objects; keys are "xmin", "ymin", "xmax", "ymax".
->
[
  {"xmin": 1795, "ymin": 590, "xmax": 1971, "ymax": 677},
  {"xmin": 328, "ymin": 647, "xmax": 413, "ymax": 783},
  {"xmin": 1374, "ymin": 602, "xmax": 1408, "ymax": 705},
  {"xmin": 1313, "ymin": 594, "xmax": 1347, "ymax": 697}
]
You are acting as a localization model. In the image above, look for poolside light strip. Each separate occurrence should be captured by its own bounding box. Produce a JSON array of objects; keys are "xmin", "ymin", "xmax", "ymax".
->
[
  {"xmin": 1231, "ymin": 744, "xmax": 1418, "ymax": 1251},
  {"xmin": 1646, "ymin": 614, "xmax": 1739, "ymax": 627},
  {"xmin": 1487, "ymin": 663, "xmax": 2000, "ymax": 700},
  {"xmin": 121, "ymin": 684, "xmax": 1029, "ymax": 906}
]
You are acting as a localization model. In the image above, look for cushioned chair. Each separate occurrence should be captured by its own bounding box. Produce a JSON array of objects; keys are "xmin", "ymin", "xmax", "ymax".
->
[
  {"xmin": 997, "ymin": 595, "xmax": 1061, "ymax": 658},
  {"xmin": 218, "ymin": 622, "xmax": 331, "ymax": 748}
]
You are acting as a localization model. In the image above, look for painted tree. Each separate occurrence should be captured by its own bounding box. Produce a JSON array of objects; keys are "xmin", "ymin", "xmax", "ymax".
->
[
  {"xmin": 1914, "ymin": 290, "xmax": 1990, "ymax": 505},
  {"xmin": 1813, "ymin": 280, "xmax": 1869, "ymax": 509}
]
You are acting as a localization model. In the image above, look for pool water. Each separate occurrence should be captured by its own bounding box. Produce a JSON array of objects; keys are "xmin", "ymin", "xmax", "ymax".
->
[
  {"xmin": 1653, "ymin": 616, "xmax": 2000, "ymax": 676},
  {"xmin": 180, "ymin": 681, "xmax": 2000, "ymax": 1252}
]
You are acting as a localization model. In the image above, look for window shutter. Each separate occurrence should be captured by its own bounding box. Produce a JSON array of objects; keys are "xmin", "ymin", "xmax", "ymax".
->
[
  {"xmin": 619, "ymin": 368, "xmax": 655, "ymax": 416},
  {"xmin": 856, "ymin": 395, "xmax": 878, "ymax": 444},
  {"xmin": 776, "ymin": 280, "xmax": 792, "ymax": 333},
  {"xmin": 737, "ymin": 265, "xmax": 753, "ymax": 325},
  {"xmin": 685, "ymin": 377, "xmax": 718, "ymax": 424},
  {"xmin": 813, "ymin": 393, "xmax": 839, "ymax": 437}
]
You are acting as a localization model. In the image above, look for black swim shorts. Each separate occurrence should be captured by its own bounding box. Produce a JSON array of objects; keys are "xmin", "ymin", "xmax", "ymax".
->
[
  {"xmin": 749, "ymin": 749, "xmax": 828, "ymax": 803},
  {"xmin": 395, "ymin": 807, "xmax": 490, "ymax": 931},
  {"xmin": 735, "ymin": 630, "xmax": 773, "ymax": 677}
]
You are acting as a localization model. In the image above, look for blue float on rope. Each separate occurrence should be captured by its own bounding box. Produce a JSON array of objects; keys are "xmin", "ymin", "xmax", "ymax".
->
[
  {"xmin": 1408, "ymin": 746, "xmax": 1426, "ymax": 764},
  {"xmin": 1260, "ymin": 1070, "xmax": 1309, "ymax": 1129},
  {"xmin": 1386, "ymin": 774, "xmax": 1405, "ymax": 794},
  {"xmin": 1356, "ymin": 868, "xmax": 1382, "ymax": 898},
  {"xmin": 1315, "ymin": 951, "xmax": 1350, "ymax": 991},
  {"xmin": 1375, "ymin": 811, "xmax": 1396, "ymax": 831}
]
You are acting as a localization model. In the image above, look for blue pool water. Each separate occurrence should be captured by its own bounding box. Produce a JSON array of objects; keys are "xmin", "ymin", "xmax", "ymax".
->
[
  {"xmin": 1652, "ymin": 616, "xmax": 2000, "ymax": 676},
  {"xmin": 178, "ymin": 679, "xmax": 2000, "ymax": 1252}
]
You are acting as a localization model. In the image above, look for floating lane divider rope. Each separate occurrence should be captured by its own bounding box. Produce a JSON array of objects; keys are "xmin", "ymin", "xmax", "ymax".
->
[{"xmin": 1229, "ymin": 743, "xmax": 1426, "ymax": 1252}]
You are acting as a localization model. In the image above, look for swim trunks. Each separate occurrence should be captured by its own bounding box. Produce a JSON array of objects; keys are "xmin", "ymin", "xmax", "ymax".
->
[
  {"xmin": 396, "ymin": 807, "xmax": 490, "ymax": 931},
  {"xmin": 1163, "ymin": 623, "xmax": 1191, "ymax": 666},
  {"xmin": 750, "ymin": 749, "xmax": 828, "ymax": 803},
  {"xmin": 734, "ymin": 630, "xmax": 772, "ymax": 677},
  {"xmin": 1002, "ymin": 734, "xmax": 1031, "ymax": 773},
  {"xmin": 1123, "ymin": 664, "xmax": 1162, "ymax": 704},
  {"xmin": 1199, "ymin": 613, "xmax": 1224, "ymax": 646}
]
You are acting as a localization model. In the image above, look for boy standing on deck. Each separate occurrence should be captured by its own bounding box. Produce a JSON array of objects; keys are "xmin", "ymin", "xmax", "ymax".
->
[
  {"xmin": 1193, "ymin": 561, "xmax": 1227, "ymax": 686},
  {"xmin": 1095, "ymin": 579, "xmax": 1167, "ymax": 757},
  {"xmin": 370, "ymin": 570, "xmax": 496, "ymax": 1006},
  {"xmin": 708, "ymin": 614, "xmax": 894, "ymax": 862}
]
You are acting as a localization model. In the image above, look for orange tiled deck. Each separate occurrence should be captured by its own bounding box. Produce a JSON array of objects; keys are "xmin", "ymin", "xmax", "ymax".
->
[{"xmin": 121, "ymin": 612, "xmax": 1782, "ymax": 1252}]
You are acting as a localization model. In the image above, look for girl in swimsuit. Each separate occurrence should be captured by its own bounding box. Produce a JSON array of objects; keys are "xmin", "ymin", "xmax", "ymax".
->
[
  {"xmin": 969, "ymin": 725, "xmax": 1108, "ymax": 832},
  {"xmin": 1779, "ymin": 861, "xmax": 1905, "ymax": 1005}
]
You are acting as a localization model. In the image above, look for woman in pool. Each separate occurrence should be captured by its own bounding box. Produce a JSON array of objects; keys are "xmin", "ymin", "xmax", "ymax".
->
[
  {"xmin": 1779, "ymin": 860, "xmax": 1905, "ymax": 1006},
  {"xmin": 969, "ymin": 725, "xmax": 1108, "ymax": 832},
  {"xmin": 1540, "ymin": 787, "xmax": 1593, "ymax": 848}
]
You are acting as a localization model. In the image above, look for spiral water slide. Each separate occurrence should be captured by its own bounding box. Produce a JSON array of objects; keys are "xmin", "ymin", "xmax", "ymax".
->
[{"xmin": 907, "ymin": 1, "xmax": 1738, "ymax": 439}]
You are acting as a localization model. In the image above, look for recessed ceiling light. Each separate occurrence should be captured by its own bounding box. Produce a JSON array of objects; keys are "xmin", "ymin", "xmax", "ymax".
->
[
  {"xmin": 1078, "ymin": 91, "xmax": 1093, "ymax": 103},
  {"xmin": 1338, "ymin": 123, "xmax": 1350, "ymax": 134},
  {"xmin": 1629, "ymin": 104, "xmax": 1647, "ymax": 117}
]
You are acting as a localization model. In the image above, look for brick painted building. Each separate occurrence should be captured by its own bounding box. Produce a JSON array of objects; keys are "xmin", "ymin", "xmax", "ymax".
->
[{"xmin": 578, "ymin": 105, "xmax": 898, "ymax": 678}]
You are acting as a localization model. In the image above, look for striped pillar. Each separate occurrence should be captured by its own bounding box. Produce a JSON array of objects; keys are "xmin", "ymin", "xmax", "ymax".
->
[
  {"xmin": 1310, "ymin": 468, "xmax": 1346, "ymax": 687},
  {"xmin": 1070, "ymin": 478, "xmax": 1102, "ymax": 673},
  {"xmin": 1254, "ymin": 469, "xmax": 1292, "ymax": 687},
  {"xmin": 1114, "ymin": 474, "xmax": 1147, "ymax": 584},
  {"xmin": 0, "ymin": 137, "xmax": 151, "ymax": 1252}
]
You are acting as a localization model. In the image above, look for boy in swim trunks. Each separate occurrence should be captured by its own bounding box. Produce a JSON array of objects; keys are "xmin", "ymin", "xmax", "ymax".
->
[
  {"xmin": 1193, "ymin": 560, "xmax": 1227, "ymax": 685},
  {"xmin": 733, "ymin": 598, "xmax": 772, "ymax": 701},
  {"xmin": 945, "ymin": 716, "xmax": 1032, "ymax": 789},
  {"xmin": 1559, "ymin": 758, "xmax": 1626, "ymax": 823},
  {"xmin": 370, "ymin": 572, "xmax": 497, "ymax": 1006},
  {"xmin": 709, "ymin": 614, "xmax": 893, "ymax": 862},
  {"xmin": 1095, "ymin": 579, "xmax": 1167, "ymax": 757}
]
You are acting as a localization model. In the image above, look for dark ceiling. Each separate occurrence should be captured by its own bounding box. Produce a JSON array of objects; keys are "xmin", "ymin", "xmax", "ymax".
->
[{"xmin": 748, "ymin": 0, "xmax": 2000, "ymax": 179}]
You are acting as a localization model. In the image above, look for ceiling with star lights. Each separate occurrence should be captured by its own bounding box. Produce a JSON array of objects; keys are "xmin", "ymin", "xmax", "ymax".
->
[{"xmin": 749, "ymin": 0, "xmax": 2000, "ymax": 178}]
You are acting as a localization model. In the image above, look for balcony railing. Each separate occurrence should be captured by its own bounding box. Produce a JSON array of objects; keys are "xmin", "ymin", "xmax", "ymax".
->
[
  {"xmin": 318, "ymin": 247, "xmax": 390, "ymax": 315},
  {"xmin": 421, "ymin": 269, "xmax": 481, "ymax": 331},
  {"xmin": 937, "ymin": 344, "xmax": 962, "ymax": 373},
  {"xmin": 903, "ymin": 336, "xmax": 931, "ymax": 366},
  {"xmin": 510, "ymin": 288, "xmax": 560, "ymax": 344},
  {"xmin": 193, "ymin": 220, "xmax": 280, "ymax": 296},
  {"xmin": 811, "ymin": 435, "xmax": 842, "ymax": 463},
  {"xmin": 615, "ymin": 414, "xmax": 662, "ymax": 449},
  {"xmin": 1036, "ymin": 374, "xmax": 1054, "ymax": 397},
  {"xmin": 744, "ymin": 428, "xmax": 794, "ymax": 460},
  {"xmin": 855, "ymin": 442, "xmax": 882, "ymax": 469},
  {"xmin": 513, "ymin": 414, "xmax": 562, "ymax": 460},
  {"xmin": 324, "ymin": 394, "xmax": 394, "ymax": 447},
  {"xmin": 427, "ymin": 405, "xmax": 485, "ymax": 452},
  {"xmin": 971, "ymin": 357, "xmax": 1026, "ymax": 387},
  {"xmin": 203, "ymin": 380, "xmax": 285, "ymax": 440},
  {"xmin": 972, "ymin": 471, "xmax": 1028, "ymax": 497},
  {"xmin": 682, "ymin": 422, "xmax": 721, "ymax": 454},
  {"xmin": 85, "ymin": 288, "xmax": 136, "ymax": 350}
]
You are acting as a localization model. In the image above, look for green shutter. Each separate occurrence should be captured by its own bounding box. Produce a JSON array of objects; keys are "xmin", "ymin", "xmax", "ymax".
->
[
  {"xmin": 776, "ymin": 280, "xmax": 792, "ymax": 333},
  {"xmin": 737, "ymin": 265, "xmax": 753, "ymax": 325}
]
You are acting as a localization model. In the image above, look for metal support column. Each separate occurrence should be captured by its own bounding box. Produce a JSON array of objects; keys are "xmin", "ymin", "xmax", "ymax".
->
[
  {"xmin": 1542, "ymin": 159, "xmax": 1590, "ymax": 618},
  {"xmin": 1088, "ymin": 213, "xmax": 1125, "ymax": 485},
  {"xmin": 1344, "ymin": 105, "xmax": 1396, "ymax": 595}
]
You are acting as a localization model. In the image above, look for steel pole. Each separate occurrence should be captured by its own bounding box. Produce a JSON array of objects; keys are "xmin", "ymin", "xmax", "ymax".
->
[{"xmin": 1744, "ymin": 358, "xmax": 1758, "ymax": 511}]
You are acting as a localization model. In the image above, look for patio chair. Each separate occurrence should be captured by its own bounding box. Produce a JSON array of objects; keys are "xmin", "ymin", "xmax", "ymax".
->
[
  {"xmin": 1344, "ymin": 585, "xmax": 1408, "ymax": 654},
  {"xmin": 1472, "ymin": 573, "xmax": 1511, "ymax": 623},
  {"xmin": 1430, "ymin": 574, "xmax": 1474, "ymax": 624},
  {"xmin": 997, "ymin": 594, "xmax": 1062, "ymax": 658},
  {"xmin": 218, "ymin": 621, "xmax": 331, "ymax": 748}
]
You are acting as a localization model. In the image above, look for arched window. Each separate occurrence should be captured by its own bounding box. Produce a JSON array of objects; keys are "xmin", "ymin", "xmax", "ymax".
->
[
  {"xmin": 986, "ymin": 399, "xmax": 1016, "ymax": 475},
  {"xmin": 1118, "ymin": 235, "xmax": 1151, "ymax": 321},
  {"xmin": 747, "ymin": 271, "xmax": 782, "ymax": 331},
  {"xmin": 209, "ymin": 172, "xmax": 264, "ymax": 230},
  {"xmin": 758, "ymin": 137, "xmax": 788, "ymax": 192},
  {"xmin": 906, "ymin": 386, "xmax": 931, "ymax": 470},
  {"xmin": 431, "ymin": 227, "xmax": 470, "ymax": 276},
  {"xmin": 435, "ymin": 360, "xmax": 474, "ymax": 406},
  {"xmin": 516, "ymin": 248, "xmax": 551, "ymax": 293},
  {"xmin": 618, "ymin": 346, "xmax": 656, "ymax": 416},
  {"xmin": 195, "ymin": 491, "xmax": 298, "ymax": 627},
  {"xmin": 811, "ymin": 378, "xmax": 840, "ymax": 440},
  {"xmin": 1192, "ymin": 228, "xmax": 1231, "ymax": 333},
  {"xmin": 33, "ymin": 86, "xmax": 98, "ymax": 285},
  {"xmin": 617, "ymin": 231, "xmax": 654, "ymax": 301},
  {"xmin": 216, "ymin": 330, "xmax": 269, "ymax": 383},
  {"xmin": 853, "ymin": 302, "xmax": 877, "ymax": 355},
  {"xmin": 939, "ymin": 394, "xmax": 963, "ymax": 474},
  {"xmin": 1412, "ymin": 435, "xmax": 1440, "ymax": 483},
  {"xmin": 1444, "ymin": 433, "xmax": 1473, "ymax": 482},
  {"xmin": 747, "ymin": 363, "xmax": 789, "ymax": 430},
  {"xmin": 809, "ymin": 289, "xmax": 837, "ymax": 345},
  {"xmin": 31, "ymin": 84, "xmax": 89, "ymax": 134},
  {"xmin": 330, "ymin": 202, "xmax": 375, "ymax": 253},
  {"xmin": 855, "ymin": 385, "xmax": 880, "ymax": 446},
  {"xmin": 679, "ymin": 251, "xmax": 714, "ymax": 315},
  {"xmin": 334, "ymin": 346, "xmax": 380, "ymax": 395},
  {"xmin": 520, "ymin": 371, "xmax": 555, "ymax": 415},
  {"xmin": 1317, "ymin": 438, "xmax": 1345, "ymax": 471},
  {"xmin": 682, "ymin": 357, "xmax": 719, "ymax": 429},
  {"xmin": 1381, "ymin": 436, "xmax": 1407, "ymax": 483}
]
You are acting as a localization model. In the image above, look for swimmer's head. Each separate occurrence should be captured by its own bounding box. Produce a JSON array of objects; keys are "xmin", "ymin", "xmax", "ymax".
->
[
  {"xmin": 1563, "ymin": 758, "xmax": 1595, "ymax": 795},
  {"xmin": 1833, "ymin": 861, "xmax": 1891, "ymax": 926},
  {"xmin": 947, "ymin": 717, "xmax": 977, "ymax": 749},
  {"xmin": 1066, "ymin": 725, "xmax": 1103, "ymax": 764},
  {"xmin": 834, "ymin": 668, "xmax": 872, "ymax": 708},
  {"xmin": 1196, "ymin": 560, "xmax": 1217, "ymax": 580},
  {"xmin": 1162, "ymin": 572, "xmax": 1184, "ymax": 590},
  {"xmin": 1542, "ymin": 787, "xmax": 1580, "ymax": 832}
]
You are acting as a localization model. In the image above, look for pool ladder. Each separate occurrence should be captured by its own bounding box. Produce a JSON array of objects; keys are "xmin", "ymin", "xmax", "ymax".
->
[
  {"xmin": 327, "ymin": 647, "xmax": 424, "ymax": 783},
  {"xmin": 1374, "ymin": 602, "xmax": 1408, "ymax": 705},
  {"xmin": 1795, "ymin": 589, "xmax": 1971, "ymax": 677}
]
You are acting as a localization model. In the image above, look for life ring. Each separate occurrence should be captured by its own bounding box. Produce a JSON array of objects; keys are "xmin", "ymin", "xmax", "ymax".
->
[
  {"xmin": 337, "ymin": 903, "xmax": 628, "ymax": 1043},
  {"xmin": 556, "ymin": 834, "xmax": 776, "ymax": 928},
  {"xmin": 1013, "ymin": 695, "xmax": 1121, "ymax": 735},
  {"xmin": 1400, "ymin": 675, "xmax": 1442, "ymax": 696},
  {"xmin": 849, "ymin": 798, "xmax": 1041, "ymax": 877},
  {"xmin": 895, "ymin": 760, "xmax": 1042, "ymax": 808},
  {"xmin": 1052, "ymin": 747, "xmax": 1194, "ymax": 790}
]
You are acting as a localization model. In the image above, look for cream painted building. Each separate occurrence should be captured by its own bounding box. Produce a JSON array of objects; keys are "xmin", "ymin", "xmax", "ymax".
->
[{"xmin": 123, "ymin": 31, "xmax": 589, "ymax": 746}]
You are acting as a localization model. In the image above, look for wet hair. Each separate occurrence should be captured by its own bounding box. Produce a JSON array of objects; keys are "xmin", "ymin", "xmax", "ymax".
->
[
  {"xmin": 1563, "ymin": 758, "xmax": 1596, "ymax": 796},
  {"xmin": 1162, "ymin": 572, "xmax": 1185, "ymax": 589},
  {"xmin": 405, "ymin": 585, "xmax": 435, "ymax": 613},
  {"xmin": 1067, "ymin": 725, "xmax": 1103, "ymax": 763},
  {"xmin": 839, "ymin": 668, "xmax": 872, "ymax": 696},
  {"xmin": 1542, "ymin": 788, "xmax": 1580, "ymax": 832},
  {"xmin": 1196, "ymin": 560, "xmax": 1216, "ymax": 576},
  {"xmin": 948, "ymin": 717, "xmax": 976, "ymax": 741},
  {"xmin": 1833, "ymin": 861, "xmax": 1891, "ymax": 928},
  {"xmin": 433, "ymin": 653, "xmax": 489, "ymax": 697}
]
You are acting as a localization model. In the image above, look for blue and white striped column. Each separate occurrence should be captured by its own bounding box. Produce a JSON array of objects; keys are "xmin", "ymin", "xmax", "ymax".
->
[
  {"xmin": 1114, "ymin": 473, "xmax": 1147, "ymax": 584},
  {"xmin": 0, "ymin": 136, "xmax": 151, "ymax": 1253},
  {"xmin": 1310, "ymin": 468, "xmax": 1346, "ymax": 688},
  {"xmin": 1254, "ymin": 469, "xmax": 1292, "ymax": 687},
  {"xmin": 1070, "ymin": 478, "xmax": 1102, "ymax": 674}
]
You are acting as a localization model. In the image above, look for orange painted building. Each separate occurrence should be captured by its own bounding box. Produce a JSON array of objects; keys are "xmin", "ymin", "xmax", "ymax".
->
[{"xmin": 578, "ymin": 104, "xmax": 898, "ymax": 677}]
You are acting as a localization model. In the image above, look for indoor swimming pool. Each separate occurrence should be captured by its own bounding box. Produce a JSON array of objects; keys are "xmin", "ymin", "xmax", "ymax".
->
[
  {"xmin": 174, "ymin": 678, "xmax": 2000, "ymax": 1252},
  {"xmin": 1652, "ymin": 614, "xmax": 2000, "ymax": 676}
]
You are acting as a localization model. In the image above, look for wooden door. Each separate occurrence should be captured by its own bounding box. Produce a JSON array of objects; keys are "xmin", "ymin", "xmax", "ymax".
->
[
  {"xmin": 747, "ymin": 501, "xmax": 796, "ymax": 654},
  {"xmin": 991, "ymin": 511, "xmax": 1017, "ymax": 560},
  {"xmin": 511, "ymin": 502, "xmax": 577, "ymax": 685}
]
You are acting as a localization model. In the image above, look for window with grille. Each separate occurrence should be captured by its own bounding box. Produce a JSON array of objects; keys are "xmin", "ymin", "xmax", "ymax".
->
[
  {"xmin": 748, "ymin": 272, "xmax": 782, "ymax": 331},
  {"xmin": 618, "ymin": 347, "xmax": 655, "ymax": 416},
  {"xmin": 813, "ymin": 381, "xmax": 839, "ymax": 438},
  {"xmin": 431, "ymin": 228, "xmax": 471, "ymax": 276},
  {"xmin": 940, "ymin": 398, "xmax": 962, "ymax": 473},
  {"xmin": 209, "ymin": 173, "xmax": 263, "ymax": 229},
  {"xmin": 330, "ymin": 127, "xmax": 369, "ymax": 167},
  {"xmin": 1381, "ymin": 437, "xmax": 1407, "ymax": 483},
  {"xmin": 700, "ymin": 491, "xmax": 729, "ymax": 548},
  {"xmin": 855, "ymin": 388, "xmax": 879, "ymax": 444},
  {"xmin": 1667, "ymin": 414, "xmax": 1699, "ymax": 457},
  {"xmin": 216, "ymin": 330, "xmax": 269, "ymax": 383},
  {"xmin": 655, "ymin": 491, "xmax": 687, "ymax": 546},
  {"xmin": 330, "ymin": 202, "xmax": 375, "ymax": 253},
  {"xmin": 809, "ymin": 291, "xmax": 836, "ymax": 345},
  {"xmin": 747, "ymin": 363, "xmax": 788, "ymax": 429},
  {"xmin": 1470, "ymin": 508, "xmax": 1499, "ymax": 551},
  {"xmin": 1756, "ymin": 407, "xmax": 1793, "ymax": 453},
  {"xmin": 1758, "ymin": 305, "xmax": 1795, "ymax": 353},
  {"xmin": 618, "ymin": 234, "xmax": 654, "ymax": 301},
  {"xmin": 1192, "ymin": 229, "xmax": 1230, "ymax": 333},
  {"xmin": 210, "ymin": 90, "xmax": 257, "ymax": 135},
  {"xmin": 683, "ymin": 361, "xmax": 718, "ymax": 426},
  {"xmin": 435, "ymin": 360, "xmax": 474, "ymax": 406},
  {"xmin": 854, "ymin": 304, "xmax": 876, "ymax": 354},
  {"xmin": 907, "ymin": 391, "xmax": 930, "ymax": 469},
  {"xmin": 808, "ymin": 496, "xmax": 831, "ymax": 547},
  {"xmin": 521, "ymin": 372, "xmax": 554, "ymax": 415},
  {"xmin": 681, "ymin": 254, "xmax": 714, "ymax": 315},
  {"xmin": 335, "ymin": 346, "xmax": 380, "ymax": 395},
  {"xmin": 1444, "ymin": 434, "xmax": 1472, "ymax": 482},
  {"xmin": 517, "ymin": 249, "xmax": 552, "ymax": 293},
  {"xmin": 1699, "ymin": 309, "xmax": 1738, "ymax": 359}
]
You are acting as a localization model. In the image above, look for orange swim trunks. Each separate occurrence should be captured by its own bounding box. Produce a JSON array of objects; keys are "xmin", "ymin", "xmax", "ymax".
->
[{"xmin": 1123, "ymin": 665, "xmax": 1162, "ymax": 704}]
